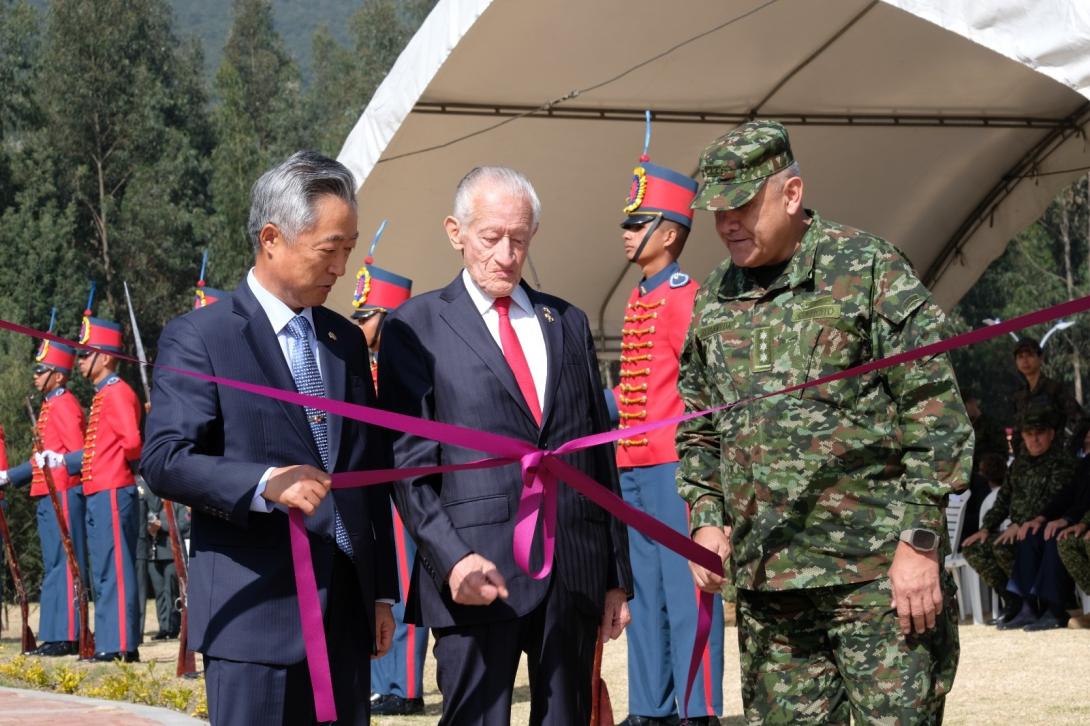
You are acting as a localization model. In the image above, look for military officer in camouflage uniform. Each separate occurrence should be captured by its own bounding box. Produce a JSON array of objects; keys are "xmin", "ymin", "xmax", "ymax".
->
[
  {"xmin": 962, "ymin": 406, "xmax": 1076, "ymax": 624},
  {"xmin": 1056, "ymin": 481, "xmax": 1090, "ymax": 627},
  {"xmin": 676, "ymin": 121, "xmax": 973, "ymax": 724}
]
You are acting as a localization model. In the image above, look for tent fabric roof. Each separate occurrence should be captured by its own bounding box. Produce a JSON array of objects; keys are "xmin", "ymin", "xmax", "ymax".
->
[{"xmin": 336, "ymin": 0, "xmax": 1090, "ymax": 350}]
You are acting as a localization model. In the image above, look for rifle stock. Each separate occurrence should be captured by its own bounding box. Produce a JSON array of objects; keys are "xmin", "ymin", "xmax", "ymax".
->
[
  {"xmin": 0, "ymin": 495, "xmax": 35, "ymax": 654},
  {"xmin": 25, "ymin": 398, "xmax": 94, "ymax": 658},
  {"xmin": 159, "ymin": 500, "xmax": 196, "ymax": 675}
]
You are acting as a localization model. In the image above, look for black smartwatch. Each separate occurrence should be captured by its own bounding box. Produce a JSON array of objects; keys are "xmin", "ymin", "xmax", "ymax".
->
[{"xmin": 899, "ymin": 528, "xmax": 939, "ymax": 551}]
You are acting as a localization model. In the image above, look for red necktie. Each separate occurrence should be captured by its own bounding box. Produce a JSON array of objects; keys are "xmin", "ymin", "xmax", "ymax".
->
[{"xmin": 494, "ymin": 296, "xmax": 542, "ymax": 425}]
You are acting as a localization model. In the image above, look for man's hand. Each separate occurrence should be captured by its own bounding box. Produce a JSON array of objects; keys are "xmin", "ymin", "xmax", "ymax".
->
[
  {"xmin": 372, "ymin": 602, "xmax": 394, "ymax": 659},
  {"xmin": 599, "ymin": 588, "xmax": 631, "ymax": 643},
  {"xmin": 262, "ymin": 465, "xmax": 332, "ymax": 515},
  {"xmin": 147, "ymin": 518, "xmax": 161, "ymax": 537},
  {"xmin": 995, "ymin": 523, "xmax": 1020, "ymax": 545},
  {"xmin": 961, "ymin": 528, "xmax": 989, "ymax": 548},
  {"xmin": 448, "ymin": 553, "xmax": 509, "ymax": 606},
  {"xmin": 689, "ymin": 526, "xmax": 731, "ymax": 593},
  {"xmin": 1044, "ymin": 518, "xmax": 1071, "ymax": 540},
  {"xmin": 0, "ymin": 470, "xmax": 8, "ymax": 487},
  {"xmin": 32, "ymin": 451, "xmax": 46, "ymax": 468},
  {"xmin": 1059, "ymin": 522, "xmax": 1088, "ymax": 541},
  {"xmin": 1019, "ymin": 516, "xmax": 1046, "ymax": 540},
  {"xmin": 889, "ymin": 540, "xmax": 942, "ymax": 635}
]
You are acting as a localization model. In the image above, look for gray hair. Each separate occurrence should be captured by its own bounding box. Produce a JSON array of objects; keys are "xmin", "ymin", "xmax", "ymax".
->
[
  {"xmin": 248, "ymin": 150, "xmax": 357, "ymax": 251},
  {"xmin": 452, "ymin": 166, "xmax": 541, "ymax": 228}
]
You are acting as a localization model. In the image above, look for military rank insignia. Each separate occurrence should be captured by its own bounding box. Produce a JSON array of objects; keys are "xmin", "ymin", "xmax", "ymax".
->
[{"xmin": 751, "ymin": 326, "xmax": 773, "ymax": 371}]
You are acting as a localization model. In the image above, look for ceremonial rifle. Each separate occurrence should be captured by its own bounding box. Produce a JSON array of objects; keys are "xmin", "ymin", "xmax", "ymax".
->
[
  {"xmin": 24, "ymin": 398, "xmax": 94, "ymax": 658},
  {"xmin": 123, "ymin": 281, "xmax": 196, "ymax": 676},
  {"xmin": 589, "ymin": 637, "xmax": 614, "ymax": 726},
  {"xmin": 0, "ymin": 423, "xmax": 37, "ymax": 654}
]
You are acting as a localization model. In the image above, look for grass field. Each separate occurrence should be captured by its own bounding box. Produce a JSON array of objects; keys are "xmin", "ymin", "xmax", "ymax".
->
[{"xmin": 2, "ymin": 600, "xmax": 1089, "ymax": 723}]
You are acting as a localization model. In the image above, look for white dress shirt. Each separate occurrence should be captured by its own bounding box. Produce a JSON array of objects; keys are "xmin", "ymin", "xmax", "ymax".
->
[
  {"xmin": 461, "ymin": 269, "xmax": 548, "ymax": 412},
  {"xmin": 247, "ymin": 268, "xmax": 324, "ymax": 512}
]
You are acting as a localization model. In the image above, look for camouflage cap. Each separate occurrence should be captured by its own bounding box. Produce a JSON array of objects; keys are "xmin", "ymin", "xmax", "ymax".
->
[
  {"xmin": 692, "ymin": 120, "xmax": 794, "ymax": 211},
  {"xmin": 1020, "ymin": 404, "xmax": 1059, "ymax": 431}
]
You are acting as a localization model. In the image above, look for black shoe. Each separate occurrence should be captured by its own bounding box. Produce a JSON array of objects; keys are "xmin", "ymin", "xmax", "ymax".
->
[
  {"xmin": 371, "ymin": 695, "xmax": 424, "ymax": 716},
  {"xmin": 92, "ymin": 650, "xmax": 140, "ymax": 663},
  {"xmin": 617, "ymin": 717, "xmax": 681, "ymax": 726},
  {"xmin": 997, "ymin": 609, "xmax": 1038, "ymax": 630},
  {"xmin": 678, "ymin": 718, "xmax": 721, "ymax": 726},
  {"xmin": 1024, "ymin": 610, "xmax": 1068, "ymax": 631},
  {"xmin": 34, "ymin": 641, "xmax": 78, "ymax": 657},
  {"xmin": 152, "ymin": 631, "xmax": 172, "ymax": 641}
]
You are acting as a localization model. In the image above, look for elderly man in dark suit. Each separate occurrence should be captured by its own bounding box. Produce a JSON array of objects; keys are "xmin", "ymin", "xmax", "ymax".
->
[
  {"xmin": 379, "ymin": 166, "xmax": 634, "ymax": 725},
  {"xmin": 142, "ymin": 151, "xmax": 397, "ymax": 725}
]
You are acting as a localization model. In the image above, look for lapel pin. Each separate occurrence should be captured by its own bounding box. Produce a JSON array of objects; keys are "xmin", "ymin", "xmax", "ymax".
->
[
  {"xmin": 327, "ymin": 331, "xmax": 337, "ymax": 341},
  {"xmin": 542, "ymin": 307, "xmax": 555, "ymax": 323}
]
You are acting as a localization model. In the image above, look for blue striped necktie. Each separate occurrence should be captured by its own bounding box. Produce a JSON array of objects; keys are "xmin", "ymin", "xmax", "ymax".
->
[{"xmin": 285, "ymin": 315, "xmax": 354, "ymax": 558}]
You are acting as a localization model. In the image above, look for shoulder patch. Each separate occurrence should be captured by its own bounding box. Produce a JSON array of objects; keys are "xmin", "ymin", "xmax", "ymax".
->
[
  {"xmin": 669, "ymin": 272, "xmax": 690, "ymax": 288},
  {"xmin": 106, "ymin": 377, "xmax": 120, "ymax": 386}
]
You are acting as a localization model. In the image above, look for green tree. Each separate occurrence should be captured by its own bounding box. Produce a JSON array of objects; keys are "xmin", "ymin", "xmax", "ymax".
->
[
  {"xmin": 207, "ymin": 0, "xmax": 306, "ymax": 286},
  {"xmin": 307, "ymin": 0, "xmax": 435, "ymax": 156}
]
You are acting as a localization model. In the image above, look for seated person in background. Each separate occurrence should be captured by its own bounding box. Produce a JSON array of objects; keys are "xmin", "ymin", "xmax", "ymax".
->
[
  {"xmin": 960, "ymin": 452, "xmax": 1008, "ymax": 548},
  {"xmin": 1010, "ymin": 338, "xmax": 1085, "ymax": 452},
  {"xmin": 1005, "ymin": 426, "xmax": 1090, "ymax": 630},
  {"xmin": 1056, "ymin": 441, "xmax": 1090, "ymax": 628},
  {"xmin": 963, "ymin": 405, "xmax": 1076, "ymax": 625}
]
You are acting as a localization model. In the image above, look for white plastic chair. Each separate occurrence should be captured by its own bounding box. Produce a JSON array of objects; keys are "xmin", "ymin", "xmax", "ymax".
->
[{"xmin": 944, "ymin": 492, "xmax": 978, "ymax": 623}]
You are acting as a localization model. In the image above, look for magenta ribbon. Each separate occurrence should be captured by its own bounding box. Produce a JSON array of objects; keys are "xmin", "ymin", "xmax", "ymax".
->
[{"xmin": 5, "ymin": 292, "xmax": 1090, "ymax": 720}]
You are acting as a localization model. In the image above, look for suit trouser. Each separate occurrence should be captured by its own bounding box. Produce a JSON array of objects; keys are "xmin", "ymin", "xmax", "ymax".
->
[
  {"xmin": 432, "ymin": 576, "xmax": 598, "ymax": 726},
  {"xmin": 620, "ymin": 463, "xmax": 724, "ymax": 718},
  {"xmin": 203, "ymin": 552, "xmax": 372, "ymax": 726},
  {"xmin": 147, "ymin": 559, "xmax": 180, "ymax": 636},
  {"xmin": 86, "ymin": 486, "xmax": 140, "ymax": 653},
  {"xmin": 371, "ymin": 504, "xmax": 428, "ymax": 698},
  {"xmin": 36, "ymin": 487, "xmax": 88, "ymax": 643},
  {"xmin": 1010, "ymin": 530, "xmax": 1073, "ymax": 610}
]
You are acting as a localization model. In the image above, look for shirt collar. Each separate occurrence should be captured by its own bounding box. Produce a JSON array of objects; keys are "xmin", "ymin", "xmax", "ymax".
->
[
  {"xmin": 719, "ymin": 209, "xmax": 821, "ymax": 300},
  {"xmin": 640, "ymin": 261, "xmax": 680, "ymax": 296},
  {"xmin": 247, "ymin": 268, "xmax": 315, "ymax": 335},
  {"xmin": 95, "ymin": 374, "xmax": 119, "ymax": 392},
  {"xmin": 461, "ymin": 268, "xmax": 534, "ymax": 317}
]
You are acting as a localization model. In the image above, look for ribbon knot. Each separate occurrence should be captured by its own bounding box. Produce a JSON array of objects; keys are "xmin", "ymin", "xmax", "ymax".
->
[{"xmin": 514, "ymin": 448, "xmax": 557, "ymax": 580}]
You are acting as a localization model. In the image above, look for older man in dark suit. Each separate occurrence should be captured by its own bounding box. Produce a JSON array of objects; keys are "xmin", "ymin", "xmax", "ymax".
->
[
  {"xmin": 142, "ymin": 151, "xmax": 397, "ymax": 725},
  {"xmin": 379, "ymin": 166, "xmax": 633, "ymax": 725}
]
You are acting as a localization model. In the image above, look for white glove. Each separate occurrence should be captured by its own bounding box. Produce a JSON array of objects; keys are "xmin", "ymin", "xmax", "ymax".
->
[
  {"xmin": 0, "ymin": 470, "xmax": 9, "ymax": 487},
  {"xmin": 44, "ymin": 450, "xmax": 66, "ymax": 469},
  {"xmin": 33, "ymin": 451, "xmax": 46, "ymax": 468}
]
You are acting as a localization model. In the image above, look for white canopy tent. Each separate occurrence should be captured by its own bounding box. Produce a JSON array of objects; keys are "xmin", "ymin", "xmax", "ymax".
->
[{"xmin": 335, "ymin": 0, "xmax": 1090, "ymax": 352}]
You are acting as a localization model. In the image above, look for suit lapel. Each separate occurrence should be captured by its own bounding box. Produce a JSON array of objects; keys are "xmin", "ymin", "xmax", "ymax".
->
[
  {"xmin": 313, "ymin": 308, "xmax": 346, "ymax": 471},
  {"xmin": 438, "ymin": 276, "xmax": 539, "ymax": 428},
  {"xmin": 234, "ymin": 285, "xmax": 323, "ymax": 465},
  {"xmin": 531, "ymin": 288, "xmax": 564, "ymax": 430}
]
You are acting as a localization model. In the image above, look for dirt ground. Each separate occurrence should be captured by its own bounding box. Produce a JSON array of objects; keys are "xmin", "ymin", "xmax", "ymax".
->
[{"xmin": 4, "ymin": 600, "xmax": 1090, "ymax": 724}]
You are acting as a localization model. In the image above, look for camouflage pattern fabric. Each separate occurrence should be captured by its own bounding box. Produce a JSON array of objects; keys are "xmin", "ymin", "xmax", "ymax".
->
[
  {"xmin": 961, "ymin": 445, "xmax": 1074, "ymax": 590},
  {"xmin": 1011, "ymin": 375, "xmax": 1086, "ymax": 450},
  {"xmin": 1058, "ymin": 535, "xmax": 1090, "ymax": 593},
  {"xmin": 691, "ymin": 120, "xmax": 795, "ymax": 212},
  {"xmin": 981, "ymin": 445, "xmax": 1075, "ymax": 531},
  {"xmin": 675, "ymin": 211, "xmax": 974, "ymax": 592},
  {"xmin": 736, "ymin": 576, "xmax": 958, "ymax": 725},
  {"xmin": 960, "ymin": 533, "xmax": 1015, "ymax": 592}
]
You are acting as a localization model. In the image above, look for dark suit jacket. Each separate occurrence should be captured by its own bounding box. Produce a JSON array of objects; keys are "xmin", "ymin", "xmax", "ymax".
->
[
  {"xmin": 141, "ymin": 281, "xmax": 397, "ymax": 665},
  {"xmin": 378, "ymin": 275, "xmax": 632, "ymax": 629}
]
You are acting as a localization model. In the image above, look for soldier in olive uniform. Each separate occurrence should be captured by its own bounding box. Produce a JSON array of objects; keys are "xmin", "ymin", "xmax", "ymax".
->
[
  {"xmin": 1056, "ymin": 481, "xmax": 1090, "ymax": 627},
  {"xmin": 1010, "ymin": 338, "xmax": 1084, "ymax": 451},
  {"xmin": 676, "ymin": 121, "xmax": 973, "ymax": 724},
  {"xmin": 962, "ymin": 406, "xmax": 1076, "ymax": 624}
]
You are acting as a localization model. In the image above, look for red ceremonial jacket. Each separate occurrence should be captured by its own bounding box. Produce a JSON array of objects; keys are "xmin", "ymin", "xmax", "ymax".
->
[
  {"xmin": 612, "ymin": 262, "xmax": 697, "ymax": 468},
  {"xmin": 31, "ymin": 388, "xmax": 86, "ymax": 496},
  {"xmin": 81, "ymin": 375, "xmax": 142, "ymax": 494}
]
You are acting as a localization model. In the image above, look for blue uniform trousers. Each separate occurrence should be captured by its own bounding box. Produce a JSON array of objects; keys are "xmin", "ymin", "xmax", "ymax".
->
[
  {"xmin": 86, "ymin": 486, "xmax": 141, "ymax": 653},
  {"xmin": 372, "ymin": 505, "xmax": 429, "ymax": 699},
  {"xmin": 1011, "ymin": 529, "xmax": 1074, "ymax": 610},
  {"xmin": 36, "ymin": 486, "xmax": 89, "ymax": 643},
  {"xmin": 621, "ymin": 462, "xmax": 724, "ymax": 718}
]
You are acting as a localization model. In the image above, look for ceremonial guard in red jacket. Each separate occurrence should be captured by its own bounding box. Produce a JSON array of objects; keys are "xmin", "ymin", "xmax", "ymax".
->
[
  {"xmin": 74, "ymin": 285, "xmax": 143, "ymax": 661},
  {"xmin": 350, "ymin": 221, "xmax": 423, "ymax": 716},
  {"xmin": 0, "ymin": 310, "xmax": 88, "ymax": 656},
  {"xmin": 607, "ymin": 123, "xmax": 724, "ymax": 726}
]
